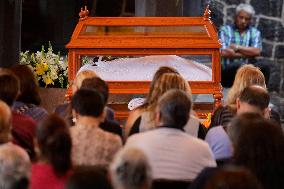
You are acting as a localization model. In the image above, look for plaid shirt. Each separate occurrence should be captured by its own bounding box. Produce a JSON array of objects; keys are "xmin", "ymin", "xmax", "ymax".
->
[{"xmin": 219, "ymin": 24, "xmax": 262, "ymax": 67}]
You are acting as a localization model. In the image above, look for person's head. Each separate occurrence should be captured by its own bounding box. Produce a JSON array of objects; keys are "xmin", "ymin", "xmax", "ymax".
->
[
  {"xmin": 204, "ymin": 166, "xmax": 262, "ymax": 189},
  {"xmin": 0, "ymin": 144, "xmax": 31, "ymax": 189},
  {"xmin": 228, "ymin": 113, "xmax": 265, "ymax": 150},
  {"xmin": 149, "ymin": 73, "xmax": 191, "ymax": 109},
  {"xmin": 226, "ymin": 64, "xmax": 266, "ymax": 108},
  {"xmin": 236, "ymin": 85, "xmax": 270, "ymax": 118},
  {"xmin": 235, "ymin": 4, "xmax": 255, "ymax": 31},
  {"xmin": 10, "ymin": 64, "xmax": 41, "ymax": 105},
  {"xmin": 81, "ymin": 77, "xmax": 109, "ymax": 105},
  {"xmin": 156, "ymin": 89, "xmax": 192, "ymax": 129},
  {"xmin": 0, "ymin": 100, "xmax": 12, "ymax": 144},
  {"xmin": 37, "ymin": 114, "xmax": 72, "ymax": 176},
  {"xmin": 0, "ymin": 69, "xmax": 20, "ymax": 106},
  {"xmin": 143, "ymin": 66, "xmax": 180, "ymax": 108},
  {"xmin": 73, "ymin": 70, "xmax": 98, "ymax": 93},
  {"xmin": 147, "ymin": 73, "xmax": 191, "ymax": 122},
  {"xmin": 66, "ymin": 165, "xmax": 112, "ymax": 189},
  {"xmin": 228, "ymin": 113, "xmax": 284, "ymax": 189},
  {"xmin": 110, "ymin": 148, "xmax": 152, "ymax": 189},
  {"xmin": 71, "ymin": 89, "xmax": 105, "ymax": 119}
]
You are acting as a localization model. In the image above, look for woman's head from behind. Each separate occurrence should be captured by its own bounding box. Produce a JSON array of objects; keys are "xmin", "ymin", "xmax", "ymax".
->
[
  {"xmin": 143, "ymin": 66, "xmax": 180, "ymax": 107},
  {"xmin": 148, "ymin": 73, "xmax": 191, "ymax": 110},
  {"xmin": 227, "ymin": 64, "xmax": 266, "ymax": 107},
  {"xmin": 10, "ymin": 64, "xmax": 41, "ymax": 105},
  {"xmin": 73, "ymin": 70, "xmax": 98, "ymax": 93},
  {"xmin": 228, "ymin": 113, "xmax": 284, "ymax": 189},
  {"xmin": 66, "ymin": 165, "xmax": 112, "ymax": 189},
  {"xmin": 37, "ymin": 114, "xmax": 72, "ymax": 176},
  {"xmin": 204, "ymin": 166, "xmax": 262, "ymax": 189}
]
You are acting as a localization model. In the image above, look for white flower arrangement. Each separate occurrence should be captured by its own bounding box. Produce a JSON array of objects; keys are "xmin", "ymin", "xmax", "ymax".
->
[{"xmin": 20, "ymin": 43, "xmax": 68, "ymax": 88}]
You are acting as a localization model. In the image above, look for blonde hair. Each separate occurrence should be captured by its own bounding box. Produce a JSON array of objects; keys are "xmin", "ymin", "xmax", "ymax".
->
[
  {"xmin": 147, "ymin": 73, "xmax": 191, "ymax": 121},
  {"xmin": 0, "ymin": 100, "xmax": 12, "ymax": 144},
  {"xmin": 139, "ymin": 66, "xmax": 179, "ymax": 110},
  {"xmin": 226, "ymin": 64, "xmax": 266, "ymax": 109},
  {"xmin": 74, "ymin": 70, "xmax": 98, "ymax": 91}
]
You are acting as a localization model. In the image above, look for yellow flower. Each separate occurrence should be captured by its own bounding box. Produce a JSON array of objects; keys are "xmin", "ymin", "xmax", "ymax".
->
[
  {"xmin": 43, "ymin": 62, "xmax": 49, "ymax": 71},
  {"xmin": 35, "ymin": 62, "xmax": 48, "ymax": 75},
  {"xmin": 44, "ymin": 76, "xmax": 54, "ymax": 86},
  {"xmin": 202, "ymin": 113, "xmax": 211, "ymax": 128}
]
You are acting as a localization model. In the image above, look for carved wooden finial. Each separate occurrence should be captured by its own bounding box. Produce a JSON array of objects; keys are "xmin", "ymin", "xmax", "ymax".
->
[
  {"xmin": 203, "ymin": 5, "xmax": 211, "ymax": 21},
  {"xmin": 79, "ymin": 6, "xmax": 89, "ymax": 21}
]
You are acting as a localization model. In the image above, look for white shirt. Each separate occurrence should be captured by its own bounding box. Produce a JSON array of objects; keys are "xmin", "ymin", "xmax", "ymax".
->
[
  {"xmin": 125, "ymin": 127, "xmax": 216, "ymax": 181},
  {"xmin": 140, "ymin": 111, "xmax": 201, "ymax": 138}
]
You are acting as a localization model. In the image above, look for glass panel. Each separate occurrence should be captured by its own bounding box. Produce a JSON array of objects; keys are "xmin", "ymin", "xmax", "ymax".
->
[
  {"xmin": 80, "ymin": 25, "xmax": 208, "ymax": 37},
  {"xmin": 79, "ymin": 54, "xmax": 212, "ymax": 81}
]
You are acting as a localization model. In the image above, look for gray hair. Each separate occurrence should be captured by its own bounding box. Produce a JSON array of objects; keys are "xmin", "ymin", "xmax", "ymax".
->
[
  {"xmin": 236, "ymin": 3, "xmax": 255, "ymax": 16},
  {"xmin": 110, "ymin": 148, "xmax": 152, "ymax": 189},
  {"xmin": 158, "ymin": 89, "xmax": 192, "ymax": 129},
  {"xmin": 0, "ymin": 144, "xmax": 31, "ymax": 189}
]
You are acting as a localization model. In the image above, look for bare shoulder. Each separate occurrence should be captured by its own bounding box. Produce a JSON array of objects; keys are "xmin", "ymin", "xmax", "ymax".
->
[{"xmin": 124, "ymin": 107, "xmax": 145, "ymax": 140}]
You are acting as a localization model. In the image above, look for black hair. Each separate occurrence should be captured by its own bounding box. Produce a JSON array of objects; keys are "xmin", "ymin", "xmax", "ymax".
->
[
  {"xmin": 81, "ymin": 77, "xmax": 109, "ymax": 105},
  {"xmin": 10, "ymin": 64, "xmax": 41, "ymax": 105},
  {"xmin": 229, "ymin": 113, "xmax": 284, "ymax": 189},
  {"xmin": 71, "ymin": 89, "xmax": 104, "ymax": 117},
  {"xmin": 204, "ymin": 166, "xmax": 262, "ymax": 189},
  {"xmin": 239, "ymin": 85, "xmax": 269, "ymax": 110},
  {"xmin": 0, "ymin": 70, "xmax": 20, "ymax": 106},
  {"xmin": 37, "ymin": 114, "xmax": 72, "ymax": 176}
]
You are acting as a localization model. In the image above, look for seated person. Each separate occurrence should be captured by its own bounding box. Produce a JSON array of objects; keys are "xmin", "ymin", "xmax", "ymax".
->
[
  {"xmin": 10, "ymin": 64, "xmax": 48, "ymax": 122},
  {"xmin": 190, "ymin": 166, "xmax": 262, "ymax": 189},
  {"xmin": 70, "ymin": 89, "xmax": 122, "ymax": 166},
  {"xmin": 210, "ymin": 64, "xmax": 272, "ymax": 128},
  {"xmin": 227, "ymin": 113, "xmax": 284, "ymax": 189},
  {"xmin": 66, "ymin": 165, "xmax": 112, "ymax": 189},
  {"xmin": 0, "ymin": 69, "xmax": 37, "ymax": 160},
  {"xmin": 125, "ymin": 89, "xmax": 216, "ymax": 181},
  {"xmin": 126, "ymin": 71, "xmax": 207, "ymax": 140},
  {"xmin": 125, "ymin": 66, "xmax": 180, "ymax": 139},
  {"xmin": 219, "ymin": 3, "xmax": 269, "ymax": 87},
  {"xmin": 0, "ymin": 143, "xmax": 31, "ymax": 189},
  {"xmin": 205, "ymin": 85, "xmax": 270, "ymax": 164},
  {"xmin": 110, "ymin": 148, "xmax": 152, "ymax": 189},
  {"xmin": 55, "ymin": 70, "xmax": 115, "ymax": 123},
  {"xmin": 54, "ymin": 71, "xmax": 122, "ymax": 138},
  {"xmin": 30, "ymin": 114, "xmax": 72, "ymax": 189},
  {"xmin": 81, "ymin": 77, "xmax": 122, "ymax": 138}
]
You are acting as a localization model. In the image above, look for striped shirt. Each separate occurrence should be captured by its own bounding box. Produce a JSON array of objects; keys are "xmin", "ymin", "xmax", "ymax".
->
[{"xmin": 219, "ymin": 24, "xmax": 262, "ymax": 67}]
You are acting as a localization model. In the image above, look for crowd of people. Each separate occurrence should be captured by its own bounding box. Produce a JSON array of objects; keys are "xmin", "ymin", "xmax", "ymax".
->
[
  {"xmin": 0, "ymin": 61, "xmax": 283, "ymax": 189},
  {"xmin": 0, "ymin": 3, "xmax": 283, "ymax": 189}
]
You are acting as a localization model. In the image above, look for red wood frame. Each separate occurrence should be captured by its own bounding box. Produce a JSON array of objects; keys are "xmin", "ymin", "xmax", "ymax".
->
[{"xmin": 66, "ymin": 7, "xmax": 223, "ymax": 107}]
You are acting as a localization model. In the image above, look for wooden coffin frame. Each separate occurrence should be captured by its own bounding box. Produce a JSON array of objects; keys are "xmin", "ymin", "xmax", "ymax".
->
[{"xmin": 66, "ymin": 6, "xmax": 223, "ymax": 109}]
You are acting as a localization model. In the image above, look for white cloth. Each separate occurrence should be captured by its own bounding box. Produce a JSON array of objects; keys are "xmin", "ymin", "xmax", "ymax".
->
[
  {"xmin": 128, "ymin": 98, "xmax": 145, "ymax": 110},
  {"xmin": 125, "ymin": 128, "xmax": 216, "ymax": 180},
  {"xmin": 78, "ymin": 55, "xmax": 212, "ymax": 81},
  {"xmin": 205, "ymin": 126, "xmax": 233, "ymax": 160}
]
